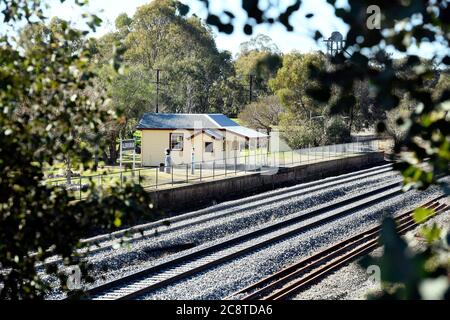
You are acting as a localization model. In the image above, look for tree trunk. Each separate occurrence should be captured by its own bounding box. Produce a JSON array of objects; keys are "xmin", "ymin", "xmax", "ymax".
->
[
  {"xmin": 105, "ymin": 140, "xmax": 118, "ymax": 165},
  {"xmin": 348, "ymin": 104, "xmax": 354, "ymax": 134},
  {"xmin": 65, "ymin": 158, "xmax": 72, "ymax": 185}
]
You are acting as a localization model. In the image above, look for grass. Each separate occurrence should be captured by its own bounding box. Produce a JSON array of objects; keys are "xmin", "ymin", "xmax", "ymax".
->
[
  {"xmin": 42, "ymin": 139, "xmax": 383, "ymax": 199},
  {"xmin": 230, "ymin": 118, "xmax": 243, "ymax": 125}
]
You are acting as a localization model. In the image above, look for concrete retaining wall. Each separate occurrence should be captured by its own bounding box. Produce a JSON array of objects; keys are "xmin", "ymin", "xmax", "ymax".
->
[{"xmin": 148, "ymin": 152, "xmax": 385, "ymax": 213}]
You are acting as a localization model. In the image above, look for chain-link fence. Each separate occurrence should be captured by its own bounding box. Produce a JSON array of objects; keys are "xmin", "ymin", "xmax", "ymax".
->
[{"xmin": 45, "ymin": 139, "xmax": 383, "ymax": 200}]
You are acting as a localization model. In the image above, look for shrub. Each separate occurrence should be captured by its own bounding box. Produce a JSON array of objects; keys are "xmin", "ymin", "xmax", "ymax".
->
[
  {"xmin": 325, "ymin": 117, "xmax": 351, "ymax": 144},
  {"xmin": 279, "ymin": 114, "xmax": 325, "ymax": 149}
]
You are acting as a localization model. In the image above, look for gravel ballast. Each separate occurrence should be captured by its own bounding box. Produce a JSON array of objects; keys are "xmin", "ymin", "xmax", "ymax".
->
[
  {"xmin": 137, "ymin": 183, "xmax": 447, "ymax": 300},
  {"xmin": 291, "ymin": 198, "xmax": 450, "ymax": 300},
  {"xmin": 77, "ymin": 166, "xmax": 400, "ymax": 282},
  {"xmin": 44, "ymin": 165, "xmax": 448, "ymax": 300}
]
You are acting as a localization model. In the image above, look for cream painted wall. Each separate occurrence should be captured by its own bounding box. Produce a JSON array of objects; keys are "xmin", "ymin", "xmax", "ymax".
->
[
  {"xmin": 140, "ymin": 129, "xmax": 254, "ymax": 166},
  {"xmin": 141, "ymin": 130, "xmax": 171, "ymax": 166}
]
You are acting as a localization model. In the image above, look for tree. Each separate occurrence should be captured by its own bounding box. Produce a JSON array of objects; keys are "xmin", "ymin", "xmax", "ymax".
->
[
  {"xmin": 238, "ymin": 33, "xmax": 280, "ymax": 56},
  {"xmin": 238, "ymin": 95, "xmax": 284, "ymax": 135},
  {"xmin": 0, "ymin": 1, "xmax": 155, "ymax": 299},
  {"xmin": 324, "ymin": 117, "xmax": 351, "ymax": 144},
  {"xmin": 235, "ymin": 50, "xmax": 282, "ymax": 98},
  {"xmin": 269, "ymin": 52, "xmax": 327, "ymax": 117},
  {"xmin": 92, "ymin": 0, "xmax": 237, "ymax": 162},
  {"xmin": 195, "ymin": 0, "xmax": 450, "ymax": 189},
  {"xmin": 384, "ymin": 94, "xmax": 414, "ymax": 145},
  {"xmin": 120, "ymin": 0, "xmax": 233, "ymax": 114},
  {"xmin": 279, "ymin": 113, "xmax": 325, "ymax": 149},
  {"xmin": 194, "ymin": 0, "xmax": 450, "ymax": 300}
]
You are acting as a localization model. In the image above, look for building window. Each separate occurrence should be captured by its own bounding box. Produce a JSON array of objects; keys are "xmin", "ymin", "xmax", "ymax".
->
[
  {"xmin": 170, "ymin": 133, "xmax": 184, "ymax": 151},
  {"xmin": 205, "ymin": 142, "xmax": 214, "ymax": 153}
]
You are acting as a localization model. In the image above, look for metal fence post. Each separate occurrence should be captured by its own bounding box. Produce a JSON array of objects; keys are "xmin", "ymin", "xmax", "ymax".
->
[
  {"xmin": 234, "ymin": 156, "xmax": 237, "ymax": 175},
  {"xmin": 307, "ymin": 145, "xmax": 310, "ymax": 163},
  {"xmin": 155, "ymin": 167, "xmax": 158, "ymax": 189},
  {"xmin": 186, "ymin": 164, "xmax": 188, "ymax": 183},
  {"xmin": 171, "ymin": 165, "xmax": 174, "ymax": 186},
  {"xmin": 213, "ymin": 161, "xmax": 215, "ymax": 180},
  {"xmin": 200, "ymin": 163, "xmax": 202, "ymax": 181},
  {"xmin": 291, "ymin": 150, "xmax": 294, "ymax": 165},
  {"xmin": 225, "ymin": 158, "xmax": 227, "ymax": 176},
  {"xmin": 79, "ymin": 177, "xmax": 82, "ymax": 200},
  {"xmin": 273, "ymin": 151, "xmax": 275, "ymax": 168}
]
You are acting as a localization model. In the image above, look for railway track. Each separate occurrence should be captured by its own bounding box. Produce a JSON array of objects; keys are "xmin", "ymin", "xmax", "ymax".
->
[
  {"xmin": 41, "ymin": 164, "xmax": 395, "ymax": 265},
  {"xmin": 82, "ymin": 164, "xmax": 394, "ymax": 247},
  {"xmin": 227, "ymin": 196, "xmax": 449, "ymax": 300},
  {"xmin": 81, "ymin": 179, "xmax": 404, "ymax": 300}
]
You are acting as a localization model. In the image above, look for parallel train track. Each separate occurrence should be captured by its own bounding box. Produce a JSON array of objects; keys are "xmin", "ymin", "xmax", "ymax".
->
[
  {"xmin": 81, "ymin": 180, "xmax": 406, "ymax": 300},
  {"xmin": 43, "ymin": 164, "xmax": 395, "ymax": 270},
  {"xmin": 74, "ymin": 165, "xmax": 395, "ymax": 251},
  {"xmin": 227, "ymin": 196, "xmax": 449, "ymax": 300}
]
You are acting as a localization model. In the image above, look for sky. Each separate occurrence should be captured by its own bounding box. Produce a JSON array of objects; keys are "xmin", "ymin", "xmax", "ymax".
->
[
  {"xmin": 45, "ymin": 0, "xmax": 349, "ymax": 56},
  {"xmin": 5, "ymin": 0, "xmax": 444, "ymax": 60}
]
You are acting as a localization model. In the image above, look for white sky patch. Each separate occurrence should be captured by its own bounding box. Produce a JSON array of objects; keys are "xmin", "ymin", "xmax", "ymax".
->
[{"xmin": 1, "ymin": 0, "xmax": 446, "ymax": 61}]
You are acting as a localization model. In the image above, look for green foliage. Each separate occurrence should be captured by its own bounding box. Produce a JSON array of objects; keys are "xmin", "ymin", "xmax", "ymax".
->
[
  {"xmin": 279, "ymin": 113, "xmax": 325, "ymax": 149},
  {"xmin": 238, "ymin": 95, "xmax": 283, "ymax": 133},
  {"xmin": 235, "ymin": 50, "xmax": 282, "ymax": 97},
  {"xmin": 196, "ymin": 0, "xmax": 450, "ymax": 300},
  {"xmin": 235, "ymin": 34, "xmax": 282, "ymax": 98},
  {"xmin": 118, "ymin": 0, "xmax": 233, "ymax": 114},
  {"xmin": 324, "ymin": 117, "xmax": 351, "ymax": 144},
  {"xmin": 92, "ymin": 0, "xmax": 241, "ymax": 162},
  {"xmin": 279, "ymin": 114, "xmax": 351, "ymax": 149},
  {"xmin": 360, "ymin": 217, "xmax": 450, "ymax": 300},
  {"xmin": 238, "ymin": 34, "xmax": 280, "ymax": 56},
  {"xmin": 270, "ymin": 52, "xmax": 327, "ymax": 117},
  {"xmin": 197, "ymin": 0, "xmax": 450, "ymax": 191},
  {"xmin": 0, "ymin": 0, "xmax": 155, "ymax": 299},
  {"xmin": 413, "ymin": 207, "xmax": 435, "ymax": 224},
  {"xmin": 420, "ymin": 223, "xmax": 442, "ymax": 244}
]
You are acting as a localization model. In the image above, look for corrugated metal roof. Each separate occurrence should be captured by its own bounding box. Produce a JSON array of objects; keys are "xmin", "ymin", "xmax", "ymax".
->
[
  {"xmin": 137, "ymin": 113, "xmax": 218, "ymax": 129},
  {"xmin": 208, "ymin": 114, "xmax": 239, "ymax": 127},
  {"xmin": 189, "ymin": 129, "xmax": 225, "ymax": 140},
  {"xmin": 225, "ymin": 126, "xmax": 268, "ymax": 139},
  {"xmin": 137, "ymin": 113, "xmax": 268, "ymax": 139},
  {"xmin": 204, "ymin": 129, "xmax": 225, "ymax": 140}
]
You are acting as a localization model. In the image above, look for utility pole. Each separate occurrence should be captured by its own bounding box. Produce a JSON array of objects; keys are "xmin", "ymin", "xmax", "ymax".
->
[
  {"xmin": 249, "ymin": 74, "xmax": 254, "ymax": 104},
  {"xmin": 156, "ymin": 69, "xmax": 161, "ymax": 113},
  {"xmin": 148, "ymin": 69, "xmax": 166, "ymax": 113}
]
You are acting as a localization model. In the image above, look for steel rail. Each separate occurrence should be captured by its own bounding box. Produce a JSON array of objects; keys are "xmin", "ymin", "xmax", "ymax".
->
[
  {"xmin": 82, "ymin": 181, "xmax": 402, "ymax": 300},
  {"xmin": 39, "ymin": 165, "xmax": 395, "ymax": 267},
  {"xmin": 228, "ymin": 196, "xmax": 448, "ymax": 301}
]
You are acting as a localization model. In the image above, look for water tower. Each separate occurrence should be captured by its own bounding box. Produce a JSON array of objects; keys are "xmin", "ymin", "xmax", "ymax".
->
[{"xmin": 323, "ymin": 31, "xmax": 345, "ymax": 56}]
